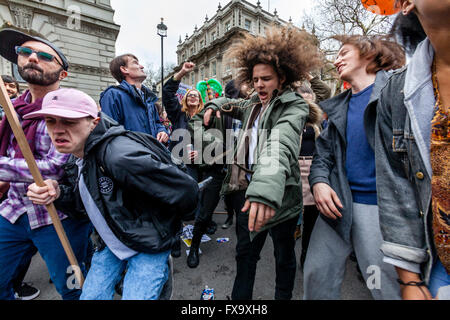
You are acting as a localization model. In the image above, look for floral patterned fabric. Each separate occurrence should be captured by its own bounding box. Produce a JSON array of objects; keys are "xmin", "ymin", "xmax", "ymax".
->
[{"xmin": 430, "ymin": 72, "xmax": 450, "ymax": 275}]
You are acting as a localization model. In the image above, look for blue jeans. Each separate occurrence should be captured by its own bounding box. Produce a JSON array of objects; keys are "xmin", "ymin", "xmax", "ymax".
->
[
  {"xmin": 429, "ymin": 259, "xmax": 450, "ymax": 298},
  {"xmin": 0, "ymin": 214, "xmax": 91, "ymax": 300},
  {"xmin": 80, "ymin": 246, "xmax": 170, "ymax": 300}
]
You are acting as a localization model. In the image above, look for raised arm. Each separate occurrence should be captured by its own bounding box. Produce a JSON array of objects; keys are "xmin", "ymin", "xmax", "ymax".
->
[{"xmin": 162, "ymin": 62, "xmax": 195, "ymax": 124}]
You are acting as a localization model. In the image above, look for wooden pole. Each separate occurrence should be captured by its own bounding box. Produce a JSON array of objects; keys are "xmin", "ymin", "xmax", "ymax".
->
[{"xmin": 0, "ymin": 79, "xmax": 84, "ymax": 288}]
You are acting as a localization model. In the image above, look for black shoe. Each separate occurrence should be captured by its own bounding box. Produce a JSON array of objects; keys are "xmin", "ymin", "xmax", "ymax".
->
[
  {"xmin": 187, "ymin": 247, "xmax": 200, "ymax": 268},
  {"xmin": 221, "ymin": 216, "xmax": 233, "ymax": 229},
  {"xmin": 206, "ymin": 221, "xmax": 217, "ymax": 235},
  {"xmin": 171, "ymin": 241, "xmax": 181, "ymax": 258},
  {"xmin": 14, "ymin": 282, "xmax": 40, "ymax": 300}
]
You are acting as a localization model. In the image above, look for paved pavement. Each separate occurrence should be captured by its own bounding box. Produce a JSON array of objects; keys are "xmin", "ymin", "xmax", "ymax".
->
[{"xmin": 24, "ymin": 208, "xmax": 373, "ymax": 301}]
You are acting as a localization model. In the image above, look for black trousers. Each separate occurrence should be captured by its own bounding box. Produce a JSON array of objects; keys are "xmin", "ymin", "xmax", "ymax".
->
[
  {"xmin": 192, "ymin": 166, "xmax": 226, "ymax": 241},
  {"xmin": 301, "ymin": 205, "xmax": 320, "ymax": 255},
  {"xmin": 230, "ymin": 191, "xmax": 298, "ymax": 300}
]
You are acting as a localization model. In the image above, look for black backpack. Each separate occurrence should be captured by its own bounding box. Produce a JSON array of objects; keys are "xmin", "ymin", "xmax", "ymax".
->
[{"xmin": 95, "ymin": 129, "xmax": 197, "ymax": 222}]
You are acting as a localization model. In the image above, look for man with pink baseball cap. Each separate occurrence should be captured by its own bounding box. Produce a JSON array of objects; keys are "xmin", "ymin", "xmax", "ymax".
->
[
  {"xmin": 26, "ymin": 88, "xmax": 199, "ymax": 300},
  {"xmin": 25, "ymin": 88, "xmax": 99, "ymax": 120}
]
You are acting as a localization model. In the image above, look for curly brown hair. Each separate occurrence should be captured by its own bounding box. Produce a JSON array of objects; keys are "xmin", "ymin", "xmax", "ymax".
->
[
  {"xmin": 227, "ymin": 26, "xmax": 323, "ymax": 89},
  {"xmin": 333, "ymin": 35, "xmax": 406, "ymax": 74}
]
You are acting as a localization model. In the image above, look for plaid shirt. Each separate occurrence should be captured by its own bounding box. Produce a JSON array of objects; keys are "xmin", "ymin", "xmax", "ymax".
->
[{"xmin": 0, "ymin": 94, "xmax": 70, "ymax": 229}]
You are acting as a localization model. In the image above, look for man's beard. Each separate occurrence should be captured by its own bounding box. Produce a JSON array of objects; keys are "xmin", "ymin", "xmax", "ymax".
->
[{"xmin": 18, "ymin": 63, "xmax": 62, "ymax": 86}]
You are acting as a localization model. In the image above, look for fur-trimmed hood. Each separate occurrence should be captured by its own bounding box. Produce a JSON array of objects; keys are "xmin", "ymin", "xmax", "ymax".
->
[
  {"xmin": 306, "ymin": 101, "xmax": 323, "ymax": 125},
  {"xmin": 306, "ymin": 100, "xmax": 323, "ymax": 126}
]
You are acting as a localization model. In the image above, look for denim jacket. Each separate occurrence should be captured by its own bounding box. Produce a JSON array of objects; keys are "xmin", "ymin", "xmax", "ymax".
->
[{"xmin": 372, "ymin": 39, "xmax": 436, "ymax": 283}]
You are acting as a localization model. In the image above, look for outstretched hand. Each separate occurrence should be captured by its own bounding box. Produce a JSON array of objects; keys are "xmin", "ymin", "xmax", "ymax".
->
[
  {"xmin": 312, "ymin": 183, "xmax": 343, "ymax": 220},
  {"xmin": 242, "ymin": 200, "xmax": 275, "ymax": 232},
  {"xmin": 203, "ymin": 108, "xmax": 221, "ymax": 126}
]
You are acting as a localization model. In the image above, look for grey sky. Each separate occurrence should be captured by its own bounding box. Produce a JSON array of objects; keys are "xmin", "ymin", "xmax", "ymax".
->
[{"xmin": 110, "ymin": 0, "xmax": 314, "ymax": 70}]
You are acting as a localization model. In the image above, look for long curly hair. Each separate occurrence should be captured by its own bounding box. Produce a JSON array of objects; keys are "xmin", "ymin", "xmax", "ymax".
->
[
  {"xmin": 227, "ymin": 25, "xmax": 323, "ymax": 89},
  {"xmin": 181, "ymin": 89, "xmax": 204, "ymax": 118}
]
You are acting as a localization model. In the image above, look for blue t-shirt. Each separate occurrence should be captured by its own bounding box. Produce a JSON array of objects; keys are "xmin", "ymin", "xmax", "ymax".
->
[{"xmin": 345, "ymin": 84, "xmax": 377, "ymax": 205}]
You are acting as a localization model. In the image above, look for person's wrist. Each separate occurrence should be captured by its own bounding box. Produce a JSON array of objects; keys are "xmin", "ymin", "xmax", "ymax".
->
[
  {"xmin": 173, "ymin": 72, "xmax": 183, "ymax": 82},
  {"xmin": 397, "ymin": 269, "xmax": 422, "ymax": 283},
  {"xmin": 397, "ymin": 279, "xmax": 426, "ymax": 287}
]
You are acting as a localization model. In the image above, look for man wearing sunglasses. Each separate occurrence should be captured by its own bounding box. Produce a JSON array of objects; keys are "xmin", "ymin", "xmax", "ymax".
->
[{"xmin": 0, "ymin": 29, "xmax": 91, "ymax": 300}]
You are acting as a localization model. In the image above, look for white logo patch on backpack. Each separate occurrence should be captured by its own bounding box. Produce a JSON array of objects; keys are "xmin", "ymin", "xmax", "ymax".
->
[{"xmin": 98, "ymin": 176, "xmax": 114, "ymax": 194}]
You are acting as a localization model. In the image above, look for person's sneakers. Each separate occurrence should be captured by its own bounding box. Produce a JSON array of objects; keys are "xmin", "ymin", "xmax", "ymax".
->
[
  {"xmin": 14, "ymin": 282, "xmax": 40, "ymax": 300},
  {"xmin": 221, "ymin": 215, "xmax": 233, "ymax": 229}
]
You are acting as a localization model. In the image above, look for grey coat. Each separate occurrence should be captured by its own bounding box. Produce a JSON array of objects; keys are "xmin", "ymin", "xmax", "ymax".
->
[
  {"xmin": 371, "ymin": 39, "xmax": 436, "ymax": 284},
  {"xmin": 309, "ymin": 71, "xmax": 389, "ymax": 243}
]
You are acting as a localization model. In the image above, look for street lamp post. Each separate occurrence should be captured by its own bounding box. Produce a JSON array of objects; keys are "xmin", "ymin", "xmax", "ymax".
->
[{"xmin": 157, "ymin": 18, "xmax": 167, "ymax": 107}]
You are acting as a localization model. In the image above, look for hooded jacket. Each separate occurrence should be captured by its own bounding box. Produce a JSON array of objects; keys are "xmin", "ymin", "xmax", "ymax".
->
[
  {"xmin": 100, "ymin": 81, "xmax": 167, "ymax": 138},
  {"xmin": 54, "ymin": 114, "xmax": 199, "ymax": 253}
]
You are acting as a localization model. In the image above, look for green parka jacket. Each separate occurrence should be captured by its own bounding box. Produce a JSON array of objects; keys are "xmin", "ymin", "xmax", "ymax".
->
[{"xmin": 200, "ymin": 88, "xmax": 309, "ymax": 237}]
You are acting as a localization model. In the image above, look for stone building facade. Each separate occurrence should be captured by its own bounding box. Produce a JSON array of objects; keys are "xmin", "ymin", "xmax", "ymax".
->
[
  {"xmin": 158, "ymin": 0, "xmax": 292, "ymax": 94},
  {"xmin": 0, "ymin": 0, "xmax": 120, "ymax": 101}
]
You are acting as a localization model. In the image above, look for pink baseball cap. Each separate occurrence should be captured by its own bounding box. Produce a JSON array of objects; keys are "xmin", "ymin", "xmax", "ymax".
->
[{"xmin": 24, "ymin": 88, "xmax": 99, "ymax": 120}]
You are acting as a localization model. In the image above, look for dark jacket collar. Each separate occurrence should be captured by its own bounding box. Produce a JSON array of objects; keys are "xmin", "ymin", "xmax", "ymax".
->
[
  {"xmin": 100, "ymin": 81, "xmax": 158, "ymax": 107},
  {"xmin": 119, "ymin": 80, "xmax": 158, "ymax": 104}
]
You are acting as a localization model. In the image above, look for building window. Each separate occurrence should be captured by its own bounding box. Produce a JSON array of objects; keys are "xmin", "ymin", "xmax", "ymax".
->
[
  {"xmin": 244, "ymin": 19, "xmax": 252, "ymax": 31},
  {"xmin": 200, "ymin": 40, "xmax": 204, "ymax": 48},
  {"xmin": 211, "ymin": 31, "xmax": 216, "ymax": 41},
  {"xmin": 211, "ymin": 61, "xmax": 217, "ymax": 77},
  {"xmin": 225, "ymin": 21, "xmax": 231, "ymax": 32},
  {"xmin": 200, "ymin": 67, "xmax": 205, "ymax": 81},
  {"xmin": 190, "ymin": 47, "xmax": 195, "ymax": 56}
]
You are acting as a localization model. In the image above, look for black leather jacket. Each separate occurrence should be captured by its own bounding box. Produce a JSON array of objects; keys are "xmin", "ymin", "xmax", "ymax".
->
[{"xmin": 55, "ymin": 114, "xmax": 199, "ymax": 253}]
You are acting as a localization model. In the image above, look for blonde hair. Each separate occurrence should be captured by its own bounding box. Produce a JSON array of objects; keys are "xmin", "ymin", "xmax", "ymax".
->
[{"xmin": 181, "ymin": 89, "xmax": 204, "ymax": 117}]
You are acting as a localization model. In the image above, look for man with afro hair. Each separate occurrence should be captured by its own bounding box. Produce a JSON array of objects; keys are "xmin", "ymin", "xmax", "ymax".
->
[{"xmin": 201, "ymin": 25, "xmax": 323, "ymax": 300}]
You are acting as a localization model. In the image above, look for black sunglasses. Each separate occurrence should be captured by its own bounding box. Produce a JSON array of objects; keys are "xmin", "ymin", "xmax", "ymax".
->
[{"xmin": 15, "ymin": 46, "xmax": 64, "ymax": 68}]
